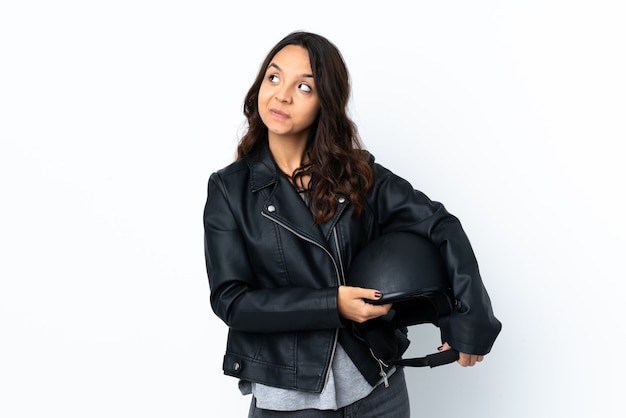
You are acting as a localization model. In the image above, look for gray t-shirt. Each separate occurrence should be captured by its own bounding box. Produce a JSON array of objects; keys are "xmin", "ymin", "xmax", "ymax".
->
[{"xmin": 239, "ymin": 343, "xmax": 394, "ymax": 411}]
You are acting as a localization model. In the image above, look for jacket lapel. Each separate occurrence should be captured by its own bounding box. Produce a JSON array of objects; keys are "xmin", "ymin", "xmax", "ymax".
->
[
  {"xmin": 318, "ymin": 194, "xmax": 351, "ymax": 241},
  {"xmin": 248, "ymin": 143, "xmax": 329, "ymax": 247}
]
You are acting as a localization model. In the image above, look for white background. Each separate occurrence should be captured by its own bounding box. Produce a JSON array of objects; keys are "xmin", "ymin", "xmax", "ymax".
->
[{"xmin": 1, "ymin": 1, "xmax": 625, "ymax": 417}]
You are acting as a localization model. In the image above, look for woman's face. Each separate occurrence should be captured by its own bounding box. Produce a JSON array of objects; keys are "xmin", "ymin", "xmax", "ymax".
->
[{"xmin": 258, "ymin": 45, "xmax": 320, "ymax": 143}]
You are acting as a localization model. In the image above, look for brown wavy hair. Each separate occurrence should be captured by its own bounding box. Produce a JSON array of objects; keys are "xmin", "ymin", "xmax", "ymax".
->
[{"xmin": 237, "ymin": 31, "xmax": 373, "ymax": 224}]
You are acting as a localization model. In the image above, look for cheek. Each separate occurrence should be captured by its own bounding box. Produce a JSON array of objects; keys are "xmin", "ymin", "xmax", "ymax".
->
[
  {"xmin": 304, "ymin": 103, "xmax": 320, "ymax": 124},
  {"xmin": 257, "ymin": 88, "xmax": 269, "ymax": 107},
  {"xmin": 257, "ymin": 91, "xmax": 271, "ymax": 123}
]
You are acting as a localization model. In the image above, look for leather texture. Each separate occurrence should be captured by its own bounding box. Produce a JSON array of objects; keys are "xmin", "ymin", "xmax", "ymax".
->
[{"xmin": 203, "ymin": 142, "xmax": 501, "ymax": 392}]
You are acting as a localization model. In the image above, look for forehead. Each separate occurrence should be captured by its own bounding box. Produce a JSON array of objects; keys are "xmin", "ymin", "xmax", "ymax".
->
[{"xmin": 269, "ymin": 45, "xmax": 313, "ymax": 74}]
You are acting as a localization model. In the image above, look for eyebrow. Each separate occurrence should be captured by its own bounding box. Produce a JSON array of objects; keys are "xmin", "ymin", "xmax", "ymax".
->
[{"xmin": 268, "ymin": 63, "xmax": 314, "ymax": 78}]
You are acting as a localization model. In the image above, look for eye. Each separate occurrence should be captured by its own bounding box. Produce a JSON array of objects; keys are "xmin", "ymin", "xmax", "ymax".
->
[
  {"xmin": 299, "ymin": 83, "xmax": 312, "ymax": 93},
  {"xmin": 268, "ymin": 74, "xmax": 279, "ymax": 83}
]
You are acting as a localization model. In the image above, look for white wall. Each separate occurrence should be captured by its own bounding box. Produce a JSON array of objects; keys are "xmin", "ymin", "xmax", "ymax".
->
[{"xmin": 1, "ymin": 1, "xmax": 624, "ymax": 417}]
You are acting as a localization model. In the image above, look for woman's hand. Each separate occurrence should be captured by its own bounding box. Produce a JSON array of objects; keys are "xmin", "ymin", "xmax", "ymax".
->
[
  {"xmin": 337, "ymin": 285, "xmax": 392, "ymax": 323},
  {"xmin": 439, "ymin": 342, "xmax": 484, "ymax": 367}
]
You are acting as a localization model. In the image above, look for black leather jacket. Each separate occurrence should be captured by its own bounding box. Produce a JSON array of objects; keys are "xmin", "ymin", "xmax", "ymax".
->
[{"xmin": 203, "ymin": 142, "xmax": 501, "ymax": 393}]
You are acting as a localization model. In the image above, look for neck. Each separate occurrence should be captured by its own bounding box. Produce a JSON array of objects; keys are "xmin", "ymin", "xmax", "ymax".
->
[{"xmin": 268, "ymin": 135, "xmax": 308, "ymax": 176}]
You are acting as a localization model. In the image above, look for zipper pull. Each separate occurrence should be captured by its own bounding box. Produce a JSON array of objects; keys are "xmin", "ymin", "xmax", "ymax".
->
[
  {"xmin": 369, "ymin": 347, "xmax": 391, "ymax": 388},
  {"xmin": 377, "ymin": 357, "xmax": 390, "ymax": 388},
  {"xmin": 379, "ymin": 369, "xmax": 389, "ymax": 388}
]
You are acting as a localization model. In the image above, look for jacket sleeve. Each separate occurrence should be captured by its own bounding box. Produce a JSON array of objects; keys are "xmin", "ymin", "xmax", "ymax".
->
[
  {"xmin": 203, "ymin": 172, "xmax": 344, "ymax": 333},
  {"xmin": 369, "ymin": 165, "xmax": 502, "ymax": 355}
]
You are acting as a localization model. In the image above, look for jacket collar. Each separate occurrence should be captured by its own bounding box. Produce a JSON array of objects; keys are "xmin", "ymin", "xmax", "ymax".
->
[{"xmin": 247, "ymin": 141, "xmax": 280, "ymax": 192}]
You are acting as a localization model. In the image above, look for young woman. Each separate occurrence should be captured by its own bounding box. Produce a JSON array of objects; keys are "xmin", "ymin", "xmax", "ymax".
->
[{"xmin": 203, "ymin": 31, "xmax": 501, "ymax": 417}]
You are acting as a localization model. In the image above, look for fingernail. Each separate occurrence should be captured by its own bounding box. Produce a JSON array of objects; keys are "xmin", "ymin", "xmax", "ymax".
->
[
  {"xmin": 374, "ymin": 291, "xmax": 382, "ymax": 299},
  {"xmin": 437, "ymin": 345, "xmax": 444, "ymax": 352}
]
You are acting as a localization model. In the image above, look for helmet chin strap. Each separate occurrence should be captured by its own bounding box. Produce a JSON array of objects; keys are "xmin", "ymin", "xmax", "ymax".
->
[{"xmin": 378, "ymin": 305, "xmax": 460, "ymax": 368}]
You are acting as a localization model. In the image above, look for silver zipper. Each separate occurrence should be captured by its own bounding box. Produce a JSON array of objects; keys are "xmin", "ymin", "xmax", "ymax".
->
[
  {"xmin": 265, "ymin": 213, "xmax": 393, "ymax": 389},
  {"xmin": 260, "ymin": 211, "xmax": 341, "ymax": 389},
  {"xmin": 332, "ymin": 228, "xmax": 346, "ymax": 285}
]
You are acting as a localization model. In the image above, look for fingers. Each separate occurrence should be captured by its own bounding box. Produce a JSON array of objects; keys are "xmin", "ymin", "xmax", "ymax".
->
[
  {"xmin": 457, "ymin": 352, "xmax": 484, "ymax": 367},
  {"xmin": 359, "ymin": 303, "xmax": 392, "ymax": 323},
  {"xmin": 337, "ymin": 286, "xmax": 392, "ymax": 323},
  {"xmin": 347, "ymin": 286, "xmax": 384, "ymax": 302},
  {"xmin": 439, "ymin": 342, "xmax": 452, "ymax": 351},
  {"xmin": 438, "ymin": 342, "xmax": 485, "ymax": 367}
]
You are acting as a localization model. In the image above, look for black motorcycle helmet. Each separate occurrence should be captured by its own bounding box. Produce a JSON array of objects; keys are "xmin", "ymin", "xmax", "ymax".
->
[{"xmin": 347, "ymin": 231, "xmax": 460, "ymax": 367}]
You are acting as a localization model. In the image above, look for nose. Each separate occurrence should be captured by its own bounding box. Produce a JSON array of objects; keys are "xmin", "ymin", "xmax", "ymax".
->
[{"xmin": 275, "ymin": 85, "xmax": 292, "ymax": 104}]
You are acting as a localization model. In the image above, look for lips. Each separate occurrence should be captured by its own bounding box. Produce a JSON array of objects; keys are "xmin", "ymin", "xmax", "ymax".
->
[{"xmin": 270, "ymin": 108, "xmax": 289, "ymax": 119}]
